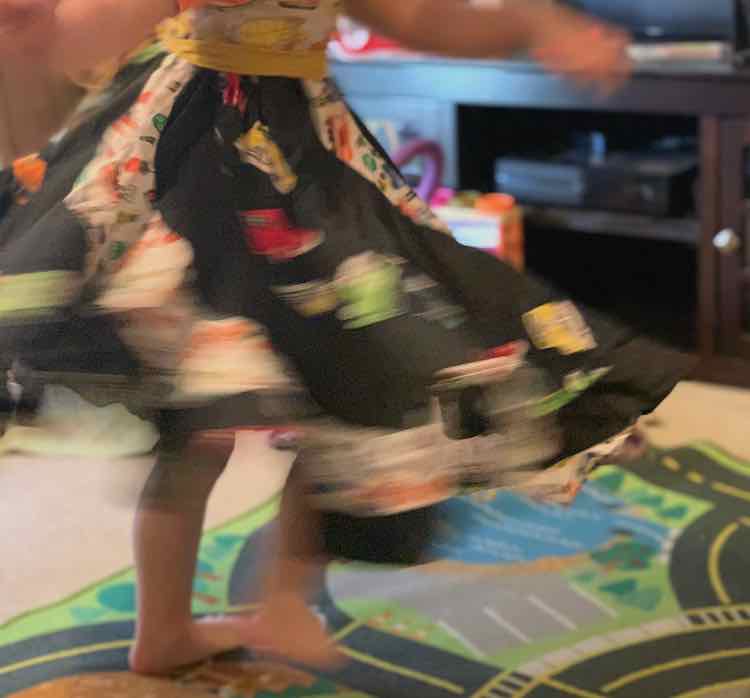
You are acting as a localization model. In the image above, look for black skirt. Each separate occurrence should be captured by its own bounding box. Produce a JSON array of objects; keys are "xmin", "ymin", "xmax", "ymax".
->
[{"xmin": 0, "ymin": 53, "xmax": 694, "ymax": 517}]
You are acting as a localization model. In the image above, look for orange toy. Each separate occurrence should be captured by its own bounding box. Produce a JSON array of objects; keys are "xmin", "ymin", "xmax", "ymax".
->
[{"xmin": 12, "ymin": 154, "xmax": 47, "ymax": 194}]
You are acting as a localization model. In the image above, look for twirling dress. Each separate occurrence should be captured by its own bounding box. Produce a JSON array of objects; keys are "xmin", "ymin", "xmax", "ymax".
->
[{"xmin": 0, "ymin": 0, "xmax": 693, "ymax": 518}]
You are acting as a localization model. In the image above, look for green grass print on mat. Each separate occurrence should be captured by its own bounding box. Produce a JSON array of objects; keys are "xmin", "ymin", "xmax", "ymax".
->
[
  {"xmin": 330, "ymin": 462, "xmax": 714, "ymax": 668},
  {"xmin": 4, "ymin": 442, "xmax": 750, "ymax": 683}
]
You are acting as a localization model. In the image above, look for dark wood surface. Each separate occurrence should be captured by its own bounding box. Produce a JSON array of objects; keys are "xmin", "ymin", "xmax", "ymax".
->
[
  {"xmin": 698, "ymin": 116, "xmax": 721, "ymax": 361},
  {"xmin": 331, "ymin": 58, "xmax": 750, "ymax": 116},
  {"xmin": 696, "ymin": 354, "xmax": 750, "ymax": 387},
  {"xmin": 717, "ymin": 118, "xmax": 746, "ymax": 355},
  {"xmin": 523, "ymin": 207, "xmax": 697, "ymax": 245}
]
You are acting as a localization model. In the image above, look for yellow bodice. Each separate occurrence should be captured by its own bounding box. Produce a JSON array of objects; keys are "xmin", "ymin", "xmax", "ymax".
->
[{"xmin": 159, "ymin": 0, "xmax": 340, "ymax": 79}]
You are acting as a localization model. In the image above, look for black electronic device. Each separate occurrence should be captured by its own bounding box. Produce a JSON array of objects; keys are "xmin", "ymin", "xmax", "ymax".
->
[{"xmin": 495, "ymin": 146, "xmax": 697, "ymax": 217}]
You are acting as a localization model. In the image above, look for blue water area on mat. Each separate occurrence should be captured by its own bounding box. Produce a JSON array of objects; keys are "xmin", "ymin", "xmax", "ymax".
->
[
  {"xmin": 429, "ymin": 484, "xmax": 667, "ymax": 564},
  {"xmin": 96, "ymin": 583, "xmax": 136, "ymax": 613}
]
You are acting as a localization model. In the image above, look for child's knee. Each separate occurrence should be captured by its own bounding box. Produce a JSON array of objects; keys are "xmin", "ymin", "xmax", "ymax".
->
[{"xmin": 138, "ymin": 433, "xmax": 233, "ymax": 511}]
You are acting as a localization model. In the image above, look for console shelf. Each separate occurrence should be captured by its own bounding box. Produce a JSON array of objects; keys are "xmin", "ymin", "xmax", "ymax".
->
[{"xmin": 523, "ymin": 206, "xmax": 698, "ymax": 245}]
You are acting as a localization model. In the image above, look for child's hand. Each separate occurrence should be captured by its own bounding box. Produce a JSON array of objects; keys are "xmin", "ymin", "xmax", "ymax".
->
[
  {"xmin": 0, "ymin": 0, "xmax": 56, "ymax": 58},
  {"xmin": 529, "ymin": 5, "xmax": 631, "ymax": 95}
]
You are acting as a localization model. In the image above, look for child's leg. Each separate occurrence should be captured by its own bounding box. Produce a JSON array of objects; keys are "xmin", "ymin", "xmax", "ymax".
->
[
  {"xmin": 129, "ymin": 432, "xmax": 260, "ymax": 675},
  {"xmin": 130, "ymin": 441, "xmax": 340, "ymax": 674},
  {"xmin": 251, "ymin": 461, "xmax": 344, "ymax": 668}
]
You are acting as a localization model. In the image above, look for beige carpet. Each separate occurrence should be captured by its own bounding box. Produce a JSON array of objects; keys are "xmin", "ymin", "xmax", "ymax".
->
[
  {"xmin": 0, "ymin": 431, "xmax": 292, "ymax": 626},
  {"xmin": 1, "ymin": 381, "xmax": 749, "ymax": 630}
]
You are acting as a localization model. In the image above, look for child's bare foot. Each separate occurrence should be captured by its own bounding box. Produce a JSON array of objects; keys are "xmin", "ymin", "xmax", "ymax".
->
[
  {"xmin": 130, "ymin": 602, "xmax": 343, "ymax": 676},
  {"xmin": 129, "ymin": 614, "xmax": 261, "ymax": 676},
  {"xmin": 243, "ymin": 593, "xmax": 345, "ymax": 670}
]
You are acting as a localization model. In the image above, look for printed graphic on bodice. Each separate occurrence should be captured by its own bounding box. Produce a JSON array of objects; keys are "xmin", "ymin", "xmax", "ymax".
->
[{"xmin": 164, "ymin": 0, "xmax": 340, "ymax": 53}]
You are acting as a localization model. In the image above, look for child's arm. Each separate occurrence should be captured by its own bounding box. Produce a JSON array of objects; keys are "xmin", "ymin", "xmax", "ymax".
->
[
  {"xmin": 0, "ymin": 0, "xmax": 180, "ymax": 78},
  {"xmin": 52, "ymin": 0, "xmax": 178, "ymax": 76},
  {"xmin": 345, "ymin": 0, "xmax": 541, "ymax": 58},
  {"xmin": 343, "ymin": 0, "xmax": 630, "ymax": 90}
]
